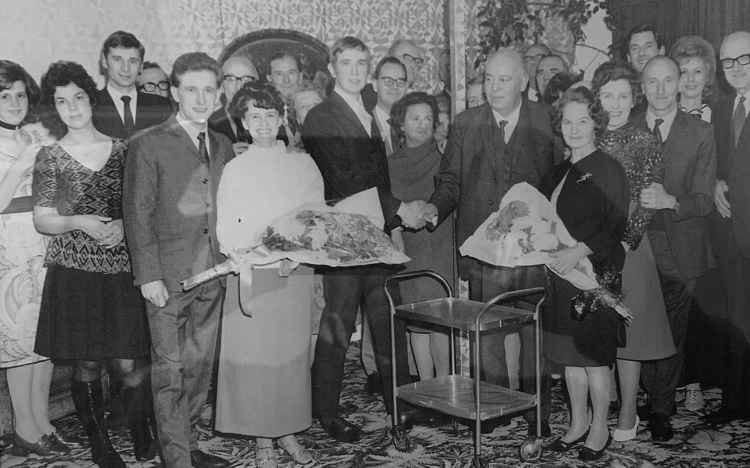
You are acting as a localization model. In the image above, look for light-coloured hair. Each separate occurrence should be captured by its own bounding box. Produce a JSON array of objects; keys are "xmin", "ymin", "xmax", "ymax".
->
[
  {"xmin": 670, "ymin": 35, "xmax": 716, "ymax": 98},
  {"xmin": 486, "ymin": 48, "xmax": 528, "ymax": 80}
]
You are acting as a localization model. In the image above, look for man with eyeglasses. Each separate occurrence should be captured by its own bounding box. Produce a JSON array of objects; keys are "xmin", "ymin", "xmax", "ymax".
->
[
  {"xmin": 707, "ymin": 30, "xmax": 750, "ymax": 425},
  {"xmin": 93, "ymin": 30, "xmax": 171, "ymax": 141},
  {"xmin": 208, "ymin": 54, "xmax": 259, "ymax": 154},
  {"xmin": 137, "ymin": 61, "xmax": 170, "ymax": 99}
]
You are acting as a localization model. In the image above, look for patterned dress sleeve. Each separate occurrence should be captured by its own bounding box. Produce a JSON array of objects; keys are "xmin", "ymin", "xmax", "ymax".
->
[
  {"xmin": 31, "ymin": 145, "xmax": 58, "ymax": 208},
  {"xmin": 623, "ymin": 132, "xmax": 663, "ymax": 250}
]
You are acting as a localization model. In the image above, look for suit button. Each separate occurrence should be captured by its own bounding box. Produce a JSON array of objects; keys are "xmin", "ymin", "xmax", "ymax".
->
[{"xmin": 203, "ymin": 228, "xmax": 209, "ymax": 234}]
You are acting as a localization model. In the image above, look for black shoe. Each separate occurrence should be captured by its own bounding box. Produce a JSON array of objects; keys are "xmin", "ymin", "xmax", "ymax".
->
[
  {"xmin": 319, "ymin": 416, "xmax": 362, "ymax": 443},
  {"xmin": 578, "ymin": 434, "xmax": 612, "ymax": 461},
  {"xmin": 527, "ymin": 421, "xmax": 552, "ymax": 439},
  {"xmin": 547, "ymin": 429, "xmax": 589, "ymax": 452},
  {"xmin": 190, "ymin": 449, "xmax": 230, "ymax": 468},
  {"xmin": 649, "ymin": 413, "xmax": 673, "ymax": 442},
  {"xmin": 469, "ymin": 416, "xmax": 510, "ymax": 434},
  {"xmin": 398, "ymin": 407, "xmax": 448, "ymax": 428},
  {"xmin": 122, "ymin": 382, "xmax": 157, "ymax": 461},
  {"xmin": 365, "ymin": 373, "xmax": 384, "ymax": 395},
  {"xmin": 636, "ymin": 403, "xmax": 651, "ymax": 420},
  {"xmin": 704, "ymin": 407, "xmax": 749, "ymax": 426},
  {"xmin": 71, "ymin": 380, "xmax": 126, "ymax": 468}
]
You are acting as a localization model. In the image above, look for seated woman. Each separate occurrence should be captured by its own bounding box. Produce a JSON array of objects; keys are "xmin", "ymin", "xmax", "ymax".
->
[
  {"xmin": 542, "ymin": 87, "xmax": 628, "ymax": 461},
  {"xmin": 388, "ymin": 92, "xmax": 454, "ymax": 381},
  {"xmin": 214, "ymin": 82, "xmax": 322, "ymax": 468},
  {"xmin": 0, "ymin": 60, "xmax": 68, "ymax": 457},
  {"xmin": 32, "ymin": 61, "xmax": 153, "ymax": 468}
]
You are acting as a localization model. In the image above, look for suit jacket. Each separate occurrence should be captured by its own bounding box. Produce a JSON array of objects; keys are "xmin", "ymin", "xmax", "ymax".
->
[
  {"xmin": 714, "ymin": 93, "xmax": 750, "ymax": 258},
  {"xmin": 123, "ymin": 116, "xmax": 233, "ymax": 291},
  {"xmin": 633, "ymin": 110, "xmax": 717, "ymax": 279},
  {"xmin": 93, "ymin": 88, "xmax": 172, "ymax": 140},
  {"xmin": 429, "ymin": 100, "xmax": 555, "ymax": 249},
  {"xmin": 301, "ymin": 91, "xmax": 401, "ymax": 229}
]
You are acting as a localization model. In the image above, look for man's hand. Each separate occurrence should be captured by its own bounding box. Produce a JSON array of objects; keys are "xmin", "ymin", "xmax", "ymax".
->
[
  {"xmin": 421, "ymin": 203, "xmax": 438, "ymax": 229},
  {"xmin": 640, "ymin": 182, "xmax": 677, "ymax": 210},
  {"xmin": 141, "ymin": 280, "xmax": 169, "ymax": 307},
  {"xmin": 390, "ymin": 228, "xmax": 405, "ymax": 252},
  {"xmin": 398, "ymin": 200, "xmax": 428, "ymax": 229},
  {"xmin": 549, "ymin": 243, "xmax": 588, "ymax": 275},
  {"xmin": 99, "ymin": 219, "xmax": 124, "ymax": 249},
  {"xmin": 75, "ymin": 215, "xmax": 113, "ymax": 242},
  {"xmin": 714, "ymin": 179, "xmax": 731, "ymax": 218}
]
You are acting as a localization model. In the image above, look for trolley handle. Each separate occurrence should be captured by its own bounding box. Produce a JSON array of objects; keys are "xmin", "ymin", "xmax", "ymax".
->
[
  {"xmin": 383, "ymin": 269, "xmax": 454, "ymax": 307},
  {"xmin": 475, "ymin": 286, "xmax": 546, "ymax": 326}
]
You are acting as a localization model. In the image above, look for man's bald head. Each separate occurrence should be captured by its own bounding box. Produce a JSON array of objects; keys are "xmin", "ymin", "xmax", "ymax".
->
[
  {"xmin": 220, "ymin": 55, "xmax": 259, "ymax": 104},
  {"xmin": 484, "ymin": 48, "xmax": 528, "ymax": 115},
  {"xmin": 720, "ymin": 31, "xmax": 750, "ymax": 94},
  {"xmin": 642, "ymin": 55, "xmax": 680, "ymax": 77}
]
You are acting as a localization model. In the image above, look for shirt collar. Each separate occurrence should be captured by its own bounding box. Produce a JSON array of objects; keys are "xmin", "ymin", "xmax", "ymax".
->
[
  {"xmin": 734, "ymin": 89, "xmax": 750, "ymax": 109},
  {"xmin": 106, "ymin": 83, "xmax": 137, "ymax": 104},
  {"xmin": 334, "ymin": 85, "xmax": 367, "ymax": 113},
  {"xmin": 175, "ymin": 111, "xmax": 209, "ymax": 148},
  {"xmin": 491, "ymin": 101, "xmax": 522, "ymax": 135},
  {"xmin": 646, "ymin": 106, "xmax": 678, "ymax": 140}
]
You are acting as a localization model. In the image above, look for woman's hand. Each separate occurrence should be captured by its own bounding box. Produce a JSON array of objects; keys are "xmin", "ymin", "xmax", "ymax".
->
[
  {"xmin": 98, "ymin": 219, "xmax": 124, "ymax": 249},
  {"xmin": 549, "ymin": 243, "xmax": 588, "ymax": 275},
  {"xmin": 390, "ymin": 228, "xmax": 405, "ymax": 253},
  {"xmin": 75, "ymin": 214, "xmax": 113, "ymax": 242}
]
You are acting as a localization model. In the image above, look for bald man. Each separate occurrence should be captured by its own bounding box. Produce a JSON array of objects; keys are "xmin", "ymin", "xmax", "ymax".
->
[
  {"xmin": 208, "ymin": 55, "xmax": 259, "ymax": 153},
  {"xmin": 633, "ymin": 56, "xmax": 716, "ymax": 440},
  {"xmin": 707, "ymin": 31, "xmax": 750, "ymax": 425},
  {"xmin": 425, "ymin": 49, "xmax": 556, "ymax": 436}
]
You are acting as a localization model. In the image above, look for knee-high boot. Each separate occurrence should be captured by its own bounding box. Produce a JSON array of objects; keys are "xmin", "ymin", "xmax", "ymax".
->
[
  {"xmin": 71, "ymin": 379, "xmax": 126, "ymax": 468},
  {"xmin": 122, "ymin": 379, "xmax": 157, "ymax": 461}
]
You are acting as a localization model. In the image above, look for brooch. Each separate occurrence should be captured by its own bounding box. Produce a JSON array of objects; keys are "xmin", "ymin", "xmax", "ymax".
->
[{"xmin": 577, "ymin": 173, "xmax": 592, "ymax": 183}]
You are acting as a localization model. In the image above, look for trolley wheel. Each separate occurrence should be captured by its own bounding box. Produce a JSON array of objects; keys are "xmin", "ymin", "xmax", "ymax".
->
[
  {"xmin": 390, "ymin": 425, "xmax": 412, "ymax": 452},
  {"xmin": 471, "ymin": 455, "xmax": 488, "ymax": 468},
  {"xmin": 519, "ymin": 437, "xmax": 543, "ymax": 461}
]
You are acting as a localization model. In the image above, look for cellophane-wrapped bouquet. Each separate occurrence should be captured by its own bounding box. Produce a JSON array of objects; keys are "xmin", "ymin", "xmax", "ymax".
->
[{"xmin": 460, "ymin": 182, "xmax": 630, "ymax": 320}]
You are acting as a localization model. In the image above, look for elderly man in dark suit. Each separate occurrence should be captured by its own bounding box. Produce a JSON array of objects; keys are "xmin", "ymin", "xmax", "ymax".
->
[
  {"xmin": 423, "ymin": 48, "xmax": 555, "ymax": 436},
  {"xmin": 302, "ymin": 36, "xmax": 428, "ymax": 443},
  {"xmin": 707, "ymin": 30, "xmax": 750, "ymax": 425},
  {"xmin": 633, "ymin": 56, "xmax": 716, "ymax": 441},
  {"xmin": 123, "ymin": 52, "xmax": 232, "ymax": 468},
  {"xmin": 93, "ymin": 31, "xmax": 171, "ymax": 140}
]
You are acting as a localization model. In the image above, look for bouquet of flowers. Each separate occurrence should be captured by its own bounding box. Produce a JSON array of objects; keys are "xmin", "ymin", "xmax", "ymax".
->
[{"xmin": 460, "ymin": 182, "xmax": 630, "ymax": 320}]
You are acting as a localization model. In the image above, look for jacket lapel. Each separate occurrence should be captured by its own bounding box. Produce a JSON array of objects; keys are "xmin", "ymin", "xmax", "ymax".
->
[
  {"xmin": 98, "ymin": 89, "xmax": 126, "ymax": 136},
  {"xmin": 329, "ymin": 92, "xmax": 370, "ymax": 138},
  {"xmin": 164, "ymin": 116, "xmax": 202, "ymax": 163}
]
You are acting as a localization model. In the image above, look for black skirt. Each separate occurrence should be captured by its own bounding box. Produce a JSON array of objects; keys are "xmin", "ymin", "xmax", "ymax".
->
[
  {"xmin": 542, "ymin": 271, "xmax": 621, "ymax": 367},
  {"xmin": 35, "ymin": 264, "xmax": 150, "ymax": 360}
]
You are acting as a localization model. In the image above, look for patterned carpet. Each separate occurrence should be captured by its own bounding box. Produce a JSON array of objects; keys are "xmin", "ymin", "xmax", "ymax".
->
[{"xmin": 2, "ymin": 342, "xmax": 750, "ymax": 468}]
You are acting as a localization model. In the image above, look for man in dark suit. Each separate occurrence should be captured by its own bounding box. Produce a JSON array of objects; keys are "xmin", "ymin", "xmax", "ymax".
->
[
  {"xmin": 208, "ymin": 54, "xmax": 258, "ymax": 154},
  {"xmin": 706, "ymin": 30, "xmax": 750, "ymax": 425},
  {"xmin": 423, "ymin": 48, "xmax": 555, "ymax": 436},
  {"xmin": 634, "ymin": 56, "xmax": 716, "ymax": 441},
  {"xmin": 93, "ymin": 31, "xmax": 171, "ymax": 140},
  {"xmin": 123, "ymin": 52, "xmax": 231, "ymax": 468},
  {"xmin": 302, "ymin": 36, "xmax": 428, "ymax": 443}
]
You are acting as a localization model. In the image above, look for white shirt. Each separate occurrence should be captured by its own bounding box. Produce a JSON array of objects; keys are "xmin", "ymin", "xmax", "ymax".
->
[
  {"xmin": 373, "ymin": 104, "xmax": 394, "ymax": 155},
  {"xmin": 646, "ymin": 107, "xmax": 678, "ymax": 141},
  {"xmin": 334, "ymin": 85, "xmax": 372, "ymax": 137},
  {"xmin": 106, "ymin": 83, "xmax": 138, "ymax": 125},
  {"xmin": 491, "ymin": 102, "xmax": 522, "ymax": 143},
  {"xmin": 176, "ymin": 112, "xmax": 210, "ymax": 155}
]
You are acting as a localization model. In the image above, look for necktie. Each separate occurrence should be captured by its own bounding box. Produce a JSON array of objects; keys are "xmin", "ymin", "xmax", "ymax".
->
[
  {"xmin": 733, "ymin": 96, "xmax": 746, "ymax": 147},
  {"xmin": 498, "ymin": 120, "xmax": 508, "ymax": 144},
  {"xmin": 197, "ymin": 131, "xmax": 209, "ymax": 164},
  {"xmin": 652, "ymin": 118, "xmax": 664, "ymax": 145},
  {"xmin": 121, "ymin": 95, "xmax": 135, "ymax": 135}
]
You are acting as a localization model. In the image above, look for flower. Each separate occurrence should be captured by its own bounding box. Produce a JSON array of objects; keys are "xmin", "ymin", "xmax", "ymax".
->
[{"xmin": 577, "ymin": 172, "xmax": 592, "ymax": 183}]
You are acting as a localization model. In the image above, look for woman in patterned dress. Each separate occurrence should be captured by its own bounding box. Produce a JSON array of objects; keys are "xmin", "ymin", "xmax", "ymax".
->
[
  {"xmin": 32, "ymin": 61, "xmax": 153, "ymax": 468},
  {"xmin": 592, "ymin": 61, "xmax": 676, "ymax": 441},
  {"xmin": 0, "ymin": 60, "xmax": 69, "ymax": 457}
]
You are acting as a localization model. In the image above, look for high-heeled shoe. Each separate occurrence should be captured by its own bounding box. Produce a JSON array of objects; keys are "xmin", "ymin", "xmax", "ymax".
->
[
  {"xmin": 612, "ymin": 415, "xmax": 640, "ymax": 442},
  {"xmin": 578, "ymin": 433, "xmax": 612, "ymax": 461},
  {"xmin": 278, "ymin": 435, "xmax": 315, "ymax": 465},
  {"xmin": 10, "ymin": 432, "xmax": 55, "ymax": 457},
  {"xmin": 547, "ymin": 429, "xmax": 589, "ymax": 453}
]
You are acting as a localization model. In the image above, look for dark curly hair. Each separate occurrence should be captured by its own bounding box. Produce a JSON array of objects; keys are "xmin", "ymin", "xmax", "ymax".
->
[
  {"xmin": 229, "ymin": 81, "xmax": 285, "ymax": 120},
  {"xmin": 553, "ymin": 86, "xmax": 609, "ymax": 142},
  {"xmin": 542, "ymin": 70, "xmax": 583, "ymax": 106},
  {"xmin": 39, "ymin": 61, "xmax": 99, "ymax": 138},
  {"xmin": 389, "ymin": 92, "xmax": 439, "ymax": 142},
  {"xmin": 669, "ymin": 35, "xmax": 716, "ymax": 101},
  {"xmin": 591, "ymin": 61, "xmax": 643, "ymax": 112},
  {"xmin": 0, "ymin": 60, "xmax": 40, "ymax": 125}
]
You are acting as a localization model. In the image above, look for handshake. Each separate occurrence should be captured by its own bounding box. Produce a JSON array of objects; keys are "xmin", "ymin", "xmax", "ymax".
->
[{"xmin": 398, "ymin": 200, "xmax": 438, "ymax": 230}]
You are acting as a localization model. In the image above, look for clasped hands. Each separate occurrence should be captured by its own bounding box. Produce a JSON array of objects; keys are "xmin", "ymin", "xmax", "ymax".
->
[
  {"xmin": 398, "ymin": 200, "xmax": 438, "ymax": 230},
  {"xmin": 640, "ymin": 182, "xmax": 677, "ymax": 210},
  {"xmin": 76, "ymin": 214, "xmax": 123, "ymax": 249}
]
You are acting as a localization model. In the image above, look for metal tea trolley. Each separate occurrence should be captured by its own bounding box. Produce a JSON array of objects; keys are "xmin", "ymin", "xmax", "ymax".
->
[{"xmin": 384, "ymin": 270, "xmax": 546, "ymax": 466}]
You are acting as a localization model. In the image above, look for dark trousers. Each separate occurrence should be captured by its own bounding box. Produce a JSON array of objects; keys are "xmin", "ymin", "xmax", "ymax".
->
[
  {"xmin": 146, "ymin": 280, "xmax": 224, "ymax": 468},
  {"xmin": 312, "ymin": 265, "xmax": 411, "ymax": 418},
  {"xmin": 467, "ymin": 262, "xmax": 550, "ymax": 423},
  {"xmin": 641, "ymin": 231, "xmax": 695, "ymax": 417}
]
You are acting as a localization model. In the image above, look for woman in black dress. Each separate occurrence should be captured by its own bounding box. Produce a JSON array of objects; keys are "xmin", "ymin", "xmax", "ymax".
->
[
  {"xmin": 32, "ymin": 61, "xmax": 153, "ymax": 468},
  {"xmin": 542, "ymin": 87, "xmax": 628, "ymax": 461}
]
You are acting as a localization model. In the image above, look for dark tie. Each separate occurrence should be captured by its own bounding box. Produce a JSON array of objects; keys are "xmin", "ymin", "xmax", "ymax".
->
[
  {"xmin": 733, "ymin": 96, "xmax": 746, "ymax": 146},
  {"xmin": 121, "ymin": 95, "xmax": 134, "ymax": 134},
  {"xmin": 197, "ymin": 131, "xmax": 209, "ymax": 164},
  {"xmin": 652, "ymin": 118, "xmax": 664, "ymax": 145},
  {"xmin": 498, "ymin": 120, "xmax": 508, "ymax": 144}
]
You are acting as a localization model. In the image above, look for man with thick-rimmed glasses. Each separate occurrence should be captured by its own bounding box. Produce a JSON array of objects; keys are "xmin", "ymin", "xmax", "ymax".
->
[{"xmin": 208, "ymin": 54, "xmax": 259, "ymax": 154}]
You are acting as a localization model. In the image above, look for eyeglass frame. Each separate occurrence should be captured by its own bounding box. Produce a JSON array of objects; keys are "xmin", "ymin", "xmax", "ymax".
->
[
  {"xmin": 378, "ymin": 76, "xmax": 408, "ymax": 88},
  {"xmin": 138, "ymin": 80, "xmax": 170, "ymax": 92},
  {"xmin": 720, "ymin": 54, "xmax": 750, "ymax": 70},
  {"xmin": 222, "ymin": 74, "xmax": 258, "ymax": 84}
]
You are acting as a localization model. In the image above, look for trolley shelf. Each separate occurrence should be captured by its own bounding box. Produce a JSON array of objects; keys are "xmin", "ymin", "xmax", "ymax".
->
[
  {"xmin": 395, "ymin": 298, "xmax": 535, "ymax": 332},
  {"xmin": 396, "ymin": 375, "xmax": 537, "ymax": 421}
]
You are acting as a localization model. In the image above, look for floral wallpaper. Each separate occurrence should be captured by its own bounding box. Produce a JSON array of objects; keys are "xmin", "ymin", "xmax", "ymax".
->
[{"xmin": 0, "ymin": 0, "xmax": 447, "ymax": 92}]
